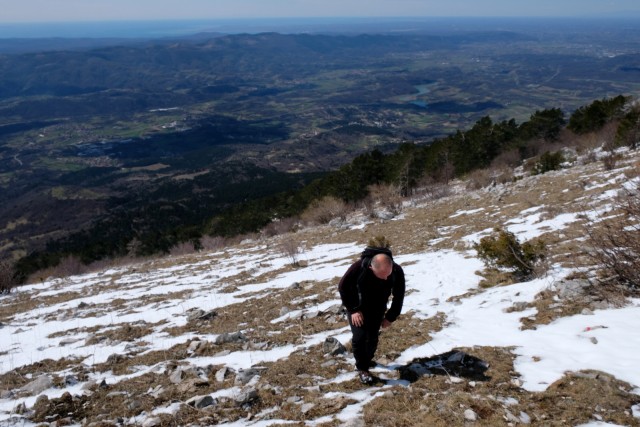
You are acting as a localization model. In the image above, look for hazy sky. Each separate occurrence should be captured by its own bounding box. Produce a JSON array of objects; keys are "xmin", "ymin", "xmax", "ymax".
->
[{"xmin": 1, "ymin": 0, "xmax": 639, "ymax": 22}]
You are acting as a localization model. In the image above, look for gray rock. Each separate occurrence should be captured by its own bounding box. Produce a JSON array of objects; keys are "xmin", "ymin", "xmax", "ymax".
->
[
  {"xmin": 504, "ymin": 409, "xmax": 520, "ymax": 423},
  {"xmin": 557, "ymin": 279, "xmax": 591, "ymax": 300},
  {"xmin": 0, "ymin": 389, "xmax": 14, "ymax": 399},
  {"xmin": 148, "ymin": 385, "xmax": 165, "ymax": 399},
  {"xmin": 187, "ymin": 395, "xmax": 215, "ymax": 409},
  {"xmin": 321, "ymin": 360, "xmax": 337, "ymax": 368},
  {"xmin": 234, "ymin": 368, "xmax": 262, "ymax": 386},
  {"xmin": 581, "ymin": 308, "xmax": 594, "ymax": 315},
  {"xmin": 18, "ymin": 375, "xmax": 53, "ymax": 395},
  {"xmin": 59, "ymin": 337, "xmax": 81, "ymax": 347},
  {"xmin": 249, "ymin": 341, "xmax": 269, "ymax": 351},
  {"xmin": 169, "ymin": 368, "xmax": 187, "ymax": 384},
  {"xmin": 64, "ymin": 375, "xmax": 79, "ymax": 386},
  {"xmin": 323, "ymin": 304, "xmax": 345, "ymax": 315},
  {"xmin": 519, "ymin": 411, "xmax": 531, "ymax": 424},
  {"xmin": 301, "ymin": 403, "xmax": 315, "ymax": 414},
  {"xmin": 188, "ymin": 340, "xmax": 203, "ymax": 352},
  {"xmin": 215, "ymin": 367, "xmax": 228, "ymax": 383},
  {"xmin": 288, "ymin": 282, "xmax": 301, "ymax": 290},
  {"xmin": 464, "ymin": 409, "xmax": 477, "ymax": 421},
  {"xmin": 176, "ymin": 378, "xmax": 209, "ymax": 394},
  {"xmin": 215, "ymin": 331, "xmax": 247, "ymax": 344},
  {"xmin": 235, "ymin": 388, "xmax": 259, "ymax": 405},
  {"xmin": 186, "ymin": 309, "xmax": 205, "ymax": 322},
  {"xmin": 106, "ymin": 353, "xmax": 126, "ymax": 365},
  {"xmin": 323, "ymin": 337, "xmax": 346, "ymax": 356},
  {"xmin": 287, "ymin": 396, "xmax": 302, "ymax": 403},
  {"xmin": 199, "ymin": 310, "xmax": 218, "ymax": 321}
]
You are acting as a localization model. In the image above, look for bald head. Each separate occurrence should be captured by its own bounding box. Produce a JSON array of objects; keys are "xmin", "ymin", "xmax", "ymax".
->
[{"xmin": 370, "ymin": 254, "xmax": 393, "ymax": 280}]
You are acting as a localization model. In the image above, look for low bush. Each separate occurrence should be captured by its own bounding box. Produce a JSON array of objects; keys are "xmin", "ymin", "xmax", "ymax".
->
[
  {"xmin": 584, "ymin": 183, "xmax": 640, "ymax": 293},
  {"xmin": 474, "ymin": 228, "xmax": 547, "ymax": 280},
  {"xmin": 532, "ymin": 151, "xmax": 566, "ymax": 175},
  {"xmin": 0, "ymin": 260, "xmax": 17, "ymax": 294},
  {"xmin": 368, "ymin": 183, "xmax": 404, "ymax": 217},
  {"xmin": 301, "ymin": 196, "xmax": 349, "ymax": 225}
]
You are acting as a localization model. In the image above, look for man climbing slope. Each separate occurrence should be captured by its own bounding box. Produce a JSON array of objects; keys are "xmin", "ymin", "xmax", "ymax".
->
[{"xmin": 338, "ymin": 244, "xmax": 405, "ymax": 384}]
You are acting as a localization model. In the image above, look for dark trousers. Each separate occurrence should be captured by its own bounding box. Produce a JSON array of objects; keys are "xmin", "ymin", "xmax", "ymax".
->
[{"xmin": 348, "ymin": 312, "xmax": 384, "ymax": 371}]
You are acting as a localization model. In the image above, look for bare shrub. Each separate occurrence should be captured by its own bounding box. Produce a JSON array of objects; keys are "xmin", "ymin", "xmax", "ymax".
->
[
  {"xmin": 602, "ymin": 153, "xmax": 622, "ymax": 171},
  {"xmin": 200, "ymin": 235, "xmax": 227, "ymax": 251},
  {"xmin": 466, "ymin": 169, "xmax": 494, "ymax": 190},
  {"xmin": 0, "ymin": 259, "xmax": 17, "ymax": 294},
  {"xmin": 415, "ymin": 176, "xmax": 451, "ymax": 201},
  {"xmin": 368, "ymin": 183, "xmax": 404, "ymax": 217},
  {"xmin": 34, "ymin": 256, "xmax": 88, "ymax": 281},
  {"xmin": 301, "ymin": 196, "xmax": 349, "ymax": 225},
  {"xmin": 491, "ymin": 148, "xmax": 521, "ymax": 169},
  {"xmin": 279, "ymin": 239, "xmax": 303, "ymax": 267},
  {"xmin": 261, "ymin": 217, "xmax": 299, "ymax": 237},
  {"xmin": 584, "ymin": 183, "xmax": 640, "ymax": 294},
  {"xmin": 170, "ymin": 241, "xmax": 197, "ymax": 257}
]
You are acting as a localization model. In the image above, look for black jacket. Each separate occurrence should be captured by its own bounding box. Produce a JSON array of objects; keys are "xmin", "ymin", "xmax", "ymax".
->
[{"xmin": 338, "ymin": 260, "xmax": 405, "ymax": 322}]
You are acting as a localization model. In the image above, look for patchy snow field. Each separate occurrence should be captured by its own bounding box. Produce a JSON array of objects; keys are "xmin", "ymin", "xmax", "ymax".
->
[{"xmin": 1, "ymin": 150, "xmax": 639, "ymax": 426}]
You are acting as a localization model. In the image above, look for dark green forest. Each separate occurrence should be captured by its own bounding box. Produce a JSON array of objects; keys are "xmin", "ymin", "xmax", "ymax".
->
[{"xmin": 14, "ymin": 95, "xmax": 639, "ymax": 280}]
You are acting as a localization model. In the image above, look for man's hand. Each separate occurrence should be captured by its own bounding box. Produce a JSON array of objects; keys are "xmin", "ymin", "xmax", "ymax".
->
[
  {"xmin": 351, "ymin": 312, "xmax": 364, "ymax": 327},
  {"xmin": 381, "ymin": 319, "xmax": 392, "ymax": 329}
]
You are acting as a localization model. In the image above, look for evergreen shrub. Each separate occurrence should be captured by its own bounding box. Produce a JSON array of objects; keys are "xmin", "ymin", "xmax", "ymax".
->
[{"xmin": 474, "ymin": 228, "xmax": 547, "ymax": 279}]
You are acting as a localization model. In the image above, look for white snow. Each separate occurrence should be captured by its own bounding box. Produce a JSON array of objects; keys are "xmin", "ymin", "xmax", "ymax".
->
[{"xmin": 2, "ymin": 155, "xmax": 640, "ymax": 426}]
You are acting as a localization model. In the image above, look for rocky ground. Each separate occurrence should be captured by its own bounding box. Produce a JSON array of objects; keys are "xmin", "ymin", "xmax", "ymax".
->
[{"xmin": 1, "ymin": 147, "xmax": 639, "ymax": 426}]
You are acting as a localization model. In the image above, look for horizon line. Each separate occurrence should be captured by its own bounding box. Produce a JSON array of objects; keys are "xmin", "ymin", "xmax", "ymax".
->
[{"xmin": 1, "ymin": 14, "xmax": 639, "ymax": 25}]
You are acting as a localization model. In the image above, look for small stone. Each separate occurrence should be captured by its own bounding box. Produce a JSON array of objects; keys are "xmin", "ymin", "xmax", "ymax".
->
[
  {"xmin": 235, "ymin": 388, "xmax": 259, "ymax": 406},
  {"xmin": 323, "ymin": 337, "xmax": 346, "ymax": 356},
  {"xmin": 287, "ymin": 396, "xmax": 302, "ymax": 403},
  {"xmin": 468, "ymin": 381, "xmax": 477, "ymax": 388},
  {"xmin": 234, "ymin": 368, "xmax": 262, "ymax": 386},
  {"xmin": 215, "ymin": 367, "xmax": 228, "ymax": 383},
  {"xmin": 64, "ymin": 375, "xmax": 79, "ymax": 386},
  {"xmin": 177, "ymin": 378, "xmax": 209, "ymax": 394},
  {"xmin": 148, "ymin": 385, "xmax": 165, "ymax": 399},
  {"xmin": 464, "ymin": 409, "xmax": 477, "ymax": 421},
  {"xmin": 590, "ymin": 337, "xmax": 598, "ymax": 345},
  {"xmin": 581, "ymin": 308, "xmax": 594, "ymax": 315},
  {"xmin": 449, "ymin": 377, "xmax": 464, "ymax": 384},
  {"xmin": 59, "ymin": 337, "xmax": 81, "ymax": 347},
  {"xmin": 18, "ymin": 375, "xmax": 53, "ymax": 396},
  {"xmin": 215, "ymin": 331, "xmax": 247, "ymax": 344},
  {"xmin": 519, "ymin": 411, "xmax": 531, "ymax": 424},
  {"xmin": 289, "ymin": 282, "xmax": 301, "ymax": 290},
  {"xmin": 0, "ymin": 389, "xmax": 14, "ymax": 399},
  {"xmin": 169, "ymin": 368, "xmax": 187, "ymax": 384},
  {"xmin": 188, "ymin": 340, "xmax": 203, "ymax": 352},
  {"xmin": 504, "ymin": 409, "xmax": 520, "ymax": 423},
  {"xmin": 301, "ymin": 403, "xmax": 315, "ymax": 414},
  {"xmin": 510, "ymin": 378, "xmax": 523, "ymax": 387},
  {"xmin": 186, "ymin": 395, "xmax": 215, "ymax": 409}
]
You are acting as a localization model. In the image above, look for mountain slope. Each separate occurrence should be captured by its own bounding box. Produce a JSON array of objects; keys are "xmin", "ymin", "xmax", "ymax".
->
[{"xmin": 1, "ymin": 147, "xmax": 639, "ymax": 426}]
